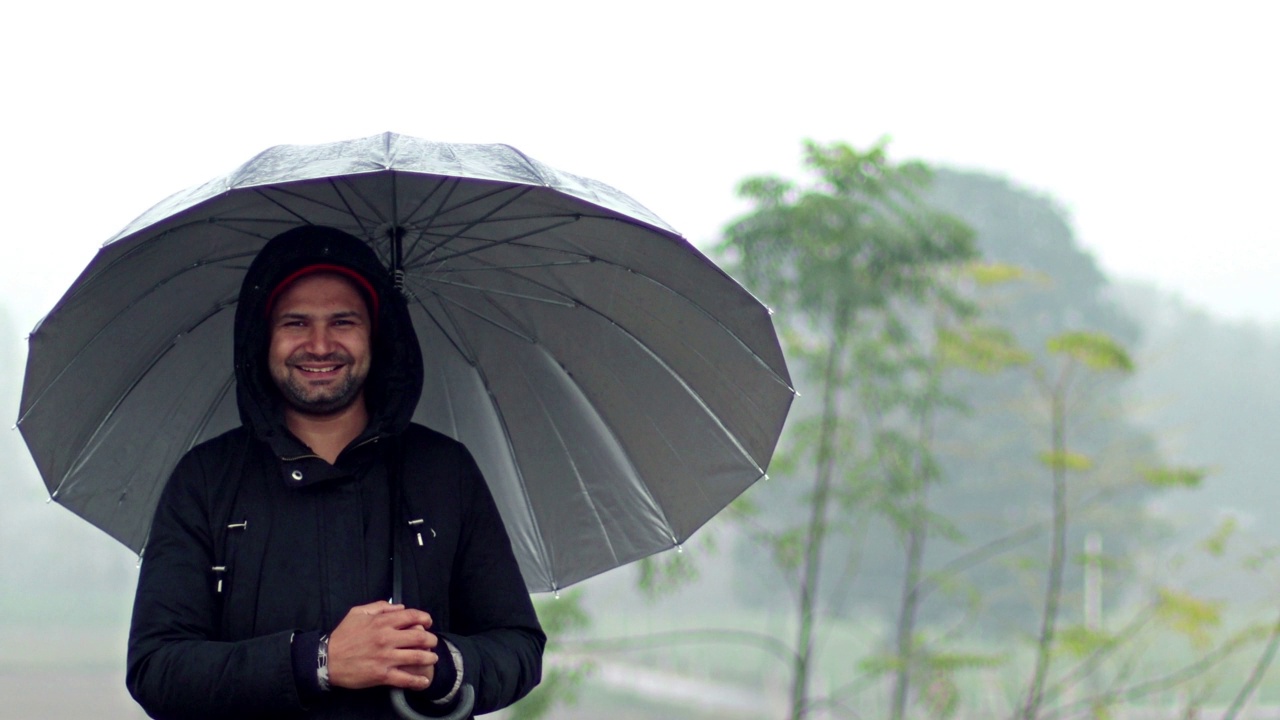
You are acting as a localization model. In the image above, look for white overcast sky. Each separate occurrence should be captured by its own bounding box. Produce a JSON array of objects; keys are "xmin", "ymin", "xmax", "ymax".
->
[{"xmin": 2, "ymin": 0, "xmax": 1276, "ymax": 340}]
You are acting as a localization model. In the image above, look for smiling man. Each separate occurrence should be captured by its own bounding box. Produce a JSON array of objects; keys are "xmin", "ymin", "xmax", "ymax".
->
[
  {"xmin": 126, "ymin": 226, "xmax": 544, "ymax": 719},
  {"xmin": 267, "ymin": 269, "xmax": 375, "ymax": 460}
]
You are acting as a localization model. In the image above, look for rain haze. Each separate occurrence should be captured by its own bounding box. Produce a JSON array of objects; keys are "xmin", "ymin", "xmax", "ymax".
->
[{"xmin": 2, "ymin": 1, "xmax": 1278, "ymax": 719}]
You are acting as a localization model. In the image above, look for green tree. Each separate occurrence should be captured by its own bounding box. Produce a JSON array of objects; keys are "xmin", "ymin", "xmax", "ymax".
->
[
  {"xmin": 505, "ymin": 590, "xmax": 593, "ymax": 720},
  {"xmin": 722, "ymin": 140, "xmax": 976, "ymax": 719},
  {"xmin": 882, "ymin": 275, "xmax": 1031, "ymax": 720},
  {"xmin": 1021, "ymin": 331, "xmax": 1134, "ymax": 720}
]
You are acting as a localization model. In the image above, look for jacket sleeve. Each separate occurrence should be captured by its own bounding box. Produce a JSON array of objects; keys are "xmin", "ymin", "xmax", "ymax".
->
[
  {"xmin": 424, "ymin": 445, "xmax": 546, "ymax": 716},
  {"xmin": 126, "ymin": 447, "xmax": 305, "ymax": 720}
]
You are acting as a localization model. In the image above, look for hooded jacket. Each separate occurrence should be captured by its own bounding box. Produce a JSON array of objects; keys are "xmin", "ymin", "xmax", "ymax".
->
[{"xmin": 127, "ymin": 226, "xmax": 544, "ymax": 719}]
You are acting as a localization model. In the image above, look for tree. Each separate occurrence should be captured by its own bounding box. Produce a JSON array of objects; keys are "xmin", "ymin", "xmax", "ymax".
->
[
  {"xmin": 722, "ymin": 139, "xmax": 976, "ymax": 719},
  {"xmin": 1021, "ymin": 331, "xmax": 1134, "ymax": 720}
]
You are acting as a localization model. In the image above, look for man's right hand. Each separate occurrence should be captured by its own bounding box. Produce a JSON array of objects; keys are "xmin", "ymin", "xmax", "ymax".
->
[{"xmin": 327, "ymin": 600, "xmax": 439, "ymax": 690}]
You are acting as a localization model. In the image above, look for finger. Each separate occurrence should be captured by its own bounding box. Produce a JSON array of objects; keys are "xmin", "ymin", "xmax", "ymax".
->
[
  {"xmin": 349, "ymin": 600, "xmax": 403, "ymax": 616},
  {"xmin": 382, "ymin": 667, "xmax": 433, "ymax": 691},
  {"xmin": 386, "ymin": 628, "xmax": 438, "ymax": 650},
  {"xmin": 377, "ymin": 608, "xmax": 433, "ymax": 629},
  {"xmin": 392, "ymin": 649, "xmax": 438, "ymax": 668}
]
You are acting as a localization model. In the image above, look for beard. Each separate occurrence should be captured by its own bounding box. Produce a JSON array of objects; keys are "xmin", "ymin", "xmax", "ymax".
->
[{"xmin": 272, "ymin": 351, "xmax": 368, "ymax": 416}]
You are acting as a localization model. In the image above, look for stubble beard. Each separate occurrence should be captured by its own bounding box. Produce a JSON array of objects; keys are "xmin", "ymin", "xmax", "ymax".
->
[{"xmin": 273, "ymin": 351, "xmax": 367, "ymax": 416}]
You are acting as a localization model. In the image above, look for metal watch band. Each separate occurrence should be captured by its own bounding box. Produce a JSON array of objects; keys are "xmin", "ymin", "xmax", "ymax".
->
[
  {"xmin": 317, "ymin": 633, "xmax": 331, "ymax": 691},
  {"xmin": 433, "ymin": 639, "xmax": 464, "ymax": 705}
]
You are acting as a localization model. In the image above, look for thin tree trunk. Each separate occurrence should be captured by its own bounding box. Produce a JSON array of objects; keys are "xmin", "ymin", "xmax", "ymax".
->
[
  {"xmin": 890, "ymin": 501, "xmax": 928, "ymax": 720},
  {"xmin": 1221, "ymin": 608, "xmax": 1280, "ymax": 720},
  {"xmin": 890, "ymin": 346, "xmax": 942, "ymax": 720},
  {"xmin": 1023, "ymin": 384, "xmax": 1069, "ymax": 720},
  {"xmin": 789, "ymin": 313, "xmax": 848, "ymax": 720}
]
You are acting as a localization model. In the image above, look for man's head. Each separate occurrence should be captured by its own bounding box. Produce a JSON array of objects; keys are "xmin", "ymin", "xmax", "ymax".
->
[
  {"xmin": 267, "ymin": 270, "xmax": 374, "ymax": 417},
  {"xmin": 234, "ymin": 225, "xmax": 424, "ymax": 440}
]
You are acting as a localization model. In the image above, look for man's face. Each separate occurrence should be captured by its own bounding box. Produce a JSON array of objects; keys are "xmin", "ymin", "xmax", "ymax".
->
[{"xmin": 268, "ymin": 272, "xmax": 373, "ymax": 416}]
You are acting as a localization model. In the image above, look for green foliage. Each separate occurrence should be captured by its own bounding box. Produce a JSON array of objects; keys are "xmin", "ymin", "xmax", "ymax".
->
[
  {"xmin": 636, "ymin": 548, "xmax": 700, "ymax": 599},
  {"xmin": 1201, "ymin": 517, "xmax": 1239, "ymax": 557},
  {"xmin": 769, "ymin": 528, "xmax": 808, "ymax": 574},
  {"xmin": 1056, "ymin": 624, "xmax": 1116, "ymax": 658},
  {"xmin": 1141, "ymin": 466, "xmax": 1208, "ymax": 489},
  {"xmin": 1242, "ymin": 545, "xmax": 1280, "ymax": 573},
  {"xmin": 1156, "ymin": 588, "xmax": 1224, "ymax": 649},
  {"xmin": 725, "ymin": 139, "xmax": 977, "ymax": 324},
  {"xmin": 939, "ymin": 325, "xmax": 1032, "ymax": 373},
  {"xmin": 505, "ymin": 662, "xmax": 594, "ymax": 720},
  {"xmin": 533, "ymin": 589, "xmax": 591, "ymax": 636},
  {"xmin": 964, "ymin": 260, "xmax": 1032, "ymax": 286},
  {"xmin": 1046, "ymin": 331, "xmax": 1135, "ymax": 373},
  {"xmin": 508, "ymin": 591, "xmax": 594, "ymax": 720},
  {"xmin": 1037, "ymin": 450, "xmax": 1094, "ymax": 472}
]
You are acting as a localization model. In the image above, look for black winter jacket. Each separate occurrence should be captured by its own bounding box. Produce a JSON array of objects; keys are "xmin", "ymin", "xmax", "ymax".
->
[{"xmin": 126, "ymin": 227, "xmax": 544, "ymax": 718}]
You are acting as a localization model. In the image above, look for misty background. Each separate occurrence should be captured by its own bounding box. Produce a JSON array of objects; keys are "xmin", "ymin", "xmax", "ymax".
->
[{"xmin": 2, "ymin": 1, "xmax": 1278, "ymax": 718}]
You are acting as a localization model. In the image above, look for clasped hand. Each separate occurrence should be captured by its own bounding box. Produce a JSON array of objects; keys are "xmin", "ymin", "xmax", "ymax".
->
[{"xmin": 326, "ymin": 600, "xmax": 439, "ymax": 691}]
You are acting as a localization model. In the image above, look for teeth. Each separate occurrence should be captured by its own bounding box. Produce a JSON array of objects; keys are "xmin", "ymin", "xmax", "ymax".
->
[{"xmin": 300, "ymin": 366, "xmax": 339, "ymax": 373}]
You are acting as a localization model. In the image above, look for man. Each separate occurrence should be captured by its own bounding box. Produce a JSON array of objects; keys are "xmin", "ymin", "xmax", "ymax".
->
[{"xmin": 127, "ymin": 226, "xmax": 544, "ymax": 719}]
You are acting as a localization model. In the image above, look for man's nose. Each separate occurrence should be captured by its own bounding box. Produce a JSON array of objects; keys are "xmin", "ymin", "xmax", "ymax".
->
[{"xmin": 305, "ymin": 325, "xmax": 336, "ymax": 353}]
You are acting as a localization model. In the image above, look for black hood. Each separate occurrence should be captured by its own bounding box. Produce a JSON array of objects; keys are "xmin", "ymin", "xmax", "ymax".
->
[{"xmin": 233, "ymin": 226, "xmax": 424, "ymax": 447}]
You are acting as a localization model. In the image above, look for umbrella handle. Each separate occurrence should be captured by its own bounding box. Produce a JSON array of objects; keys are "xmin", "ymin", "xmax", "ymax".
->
[{"xmin": 391, "ymin": 684, "xmax": 474, "ymax": 720}]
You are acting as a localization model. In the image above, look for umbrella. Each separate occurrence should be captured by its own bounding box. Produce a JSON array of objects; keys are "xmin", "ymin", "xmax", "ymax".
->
[{"xmin": 18, "ymin": 132, "xmax": 794, "ymax": 593}]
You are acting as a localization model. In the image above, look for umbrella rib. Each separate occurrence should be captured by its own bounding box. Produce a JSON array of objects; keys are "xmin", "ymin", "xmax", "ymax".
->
[
  {"xmin": 420, "ymin": 218, "xmax": 583, "ymax": 269},
  {"xmin": 427, "ymin": 259, "xmax": 592, "ymax": 274},
  {"xmin": 417, "ymin": 277, "xmax": 576, "ymax": 309},
  {"xmin": 414, "ymin": 214, "xmax": 791, "ymax": 398},
  {"xmin": 409, "ymin": 182, "xmax": 529, "ymax": 231},
  {"xmin": 409, "ymin": 186, "xmax": 538, "ymax": 266},
  {"xmin": 255, "ymin": 185, "xmax": 387, "ymax": 232},
  {"xmin": 429, "ymin": 292, "xmax": 538, "ymax": 344},
  {"xmin": 425, "ymin": 294, "xmax": 557, "ymax": 585},
  {"xmin": 407, "ymin": 271, "xmax": 546, "ymax": 346},
  {"xmin": 409, "ymin": 236, "xmax": 596, "ymax": 276},
  {"xmin": 253, "ymin": 187, "xmax": 325, "ymax": 225},
  {"xmin": 423, "ymin": 246, "xmax": 791, "ymax": 462},
  {"xmin": 21, "ymin": 252, "xmax": 255, "ymax": 424},
  {"xmin": 410, "ymin": 303, "xmax": 474, "ymax": 366},
  {"xmin": 417, "ymin": 279, "xmax": 674, "ymax": 567},
  {"xmin": 578, "ymin": 253, "xmax": 794, "ymax": 394},
  {"xmin": 414, "ymin": 241, "xmax": 787, "ymax": 471},
  {"xmin": 46, "ymin": 218, "xmax": 268, "ymax": 316},
  {"xmin": 517, "ymin": 360, "xmax": 621, "ymax": 572},
  {"xmin": 400, "ymin": 175, "xmax": 458, "ymax": 228},
  {"xmin": 136, "ymin": 368, "xmax": 237, "ymax": 556},
  {"xmin": 397, "ymin": 181, "xmax": 461, "ymax": 271},
  {"xmin": 328, "ymin": 177, "xmax": 378, "ymax": 238},
  {"xmin": 397, "ymin": 180, "xmax": 514, "ymax": 267},
  {"xmin": 592, "ymin": 302, "xmax": 769, "ymax": 474},
  {"xmin": 53, "ymin": 301, "xmax": 235, "ymax": 498}
]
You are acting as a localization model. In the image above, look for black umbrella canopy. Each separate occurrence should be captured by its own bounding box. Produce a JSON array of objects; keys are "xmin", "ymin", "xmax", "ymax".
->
[{"xmin": 19, "ymin": 132, "xmax": 794, "ymax": 592}]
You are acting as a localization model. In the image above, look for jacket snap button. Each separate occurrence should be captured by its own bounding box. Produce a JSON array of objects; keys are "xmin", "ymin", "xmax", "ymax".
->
[{"xmin": 291, "ymin": 470, "xmax": 304, "ymax": 481}]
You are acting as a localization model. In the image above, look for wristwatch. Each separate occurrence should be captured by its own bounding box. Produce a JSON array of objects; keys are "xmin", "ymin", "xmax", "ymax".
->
[
  {"xmin": 317, "ymin": 633, "xmax": 331, "ymax": 691},
  {"xmin": 433, "ymin": 639, "xmax": 464, "ymax": 705}
]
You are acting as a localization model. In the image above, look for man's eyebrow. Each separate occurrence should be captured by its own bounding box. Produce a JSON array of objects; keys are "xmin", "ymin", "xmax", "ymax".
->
[{"xmin": 274, "ymin": 309, "xmax": 366, "ymax": 320}]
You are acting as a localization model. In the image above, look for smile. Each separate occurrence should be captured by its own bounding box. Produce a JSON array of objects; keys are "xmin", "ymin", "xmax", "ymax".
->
[{"xmin": 298, "ymin": 365, "xmax": 343, "ymax": 373}]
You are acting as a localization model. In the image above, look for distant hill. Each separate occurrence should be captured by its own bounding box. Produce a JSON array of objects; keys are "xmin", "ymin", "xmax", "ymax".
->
[{"xmin": 1116, "ymin": 282, "xmax": 1280, "ymax": 544}]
